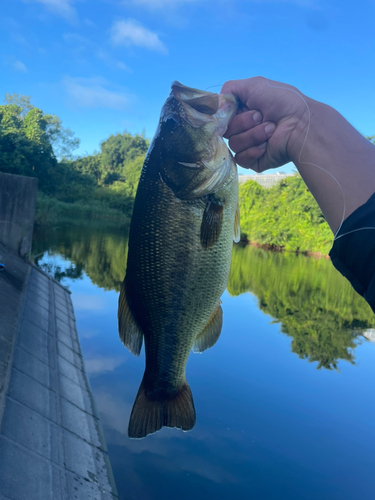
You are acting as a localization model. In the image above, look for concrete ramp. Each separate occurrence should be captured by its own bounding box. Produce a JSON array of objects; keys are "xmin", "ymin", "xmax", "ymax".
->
[{"xmin": 0, "ymin": 251, "xmax": 118, "ymax": 499}]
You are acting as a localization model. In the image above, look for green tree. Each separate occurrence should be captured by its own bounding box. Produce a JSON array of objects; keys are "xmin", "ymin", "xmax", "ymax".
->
[
  {"xmin": 4, "ymin": 93, "xmax": 33, "ymax": 116},
  {"xmin": 4, "ymin": 93, "xmax": 80, "ymax": 160},
  {"xmin": 2, "ymin": 92, "xmax": 148, "ymax": 223},
  {"xmin": 238, "ymin": 175, "xmax": 332, "ymax": 254},
  {"xmin": 0, "ymin": 101, "xmax": 57, "ymax": 186},
  {"xmin": 44, "ymin": 114, "xmax": 80, "ymax": 160},
  {"xmin": 69, "ymin": 154, "xmax": 102, "ymax": 183},
  {"xmin": 100, "ymin": 131, "xmax": 148, "ymax": 184}
]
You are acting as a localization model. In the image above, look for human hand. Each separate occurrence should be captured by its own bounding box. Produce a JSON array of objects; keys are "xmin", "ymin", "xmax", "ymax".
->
[{"xmin": 221, "ymin": 77, "xmax": 309, "ymax": 172}]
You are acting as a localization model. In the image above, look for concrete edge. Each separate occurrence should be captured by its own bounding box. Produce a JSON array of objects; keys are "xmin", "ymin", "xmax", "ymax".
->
[
  {"xmin": 0, "ymin": 265, "xmax": 31, "ymax": 430},
  {"xmin": 62, "ymin": 292, "xmax": 118, "ymax": 493},
  {"xmin": 52, "ymin": 284, "xmax": 119, "ymax": 497},
  {"xmin": 30, "ymin": 262, "xmax": 72, "ymax": 294}
]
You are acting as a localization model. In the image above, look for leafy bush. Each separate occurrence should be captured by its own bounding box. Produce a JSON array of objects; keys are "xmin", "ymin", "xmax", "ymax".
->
[
  {"xmin": 239, "ymin": 175, "xmax": 333, "ymax": 254},
  {"xmin": 35, "ymin": 192, "xmax": 129, "ymax": 226}
]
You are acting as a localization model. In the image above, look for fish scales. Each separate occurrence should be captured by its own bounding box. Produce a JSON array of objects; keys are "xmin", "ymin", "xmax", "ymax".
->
[
  {"xmin": 118, "ymin": 82, "xmax": 239, "ymax": 438},
  {"xmin": 127, "ymin": 168, "xmax": 237, "ymax": 386}
]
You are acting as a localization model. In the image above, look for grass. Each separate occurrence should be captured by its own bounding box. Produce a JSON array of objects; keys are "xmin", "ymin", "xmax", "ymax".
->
[{"xmin": 34, "ymin": 192, "xmax": 129, "ymax": 227}]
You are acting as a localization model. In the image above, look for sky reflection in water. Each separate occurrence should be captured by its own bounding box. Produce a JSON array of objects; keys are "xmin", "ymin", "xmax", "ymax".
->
[{"xmin": 33, "ymin": 226, "xmax": 375, "ymax": 500}]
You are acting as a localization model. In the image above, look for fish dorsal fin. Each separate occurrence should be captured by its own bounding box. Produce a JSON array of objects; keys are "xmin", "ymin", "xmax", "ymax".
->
[
  {"xmin": 118, "ymin": 283, "xmax": 144, "ymax": 356},
  {"xmin": 234, "ymin": 203, "xmax": 240, "ymax": 243},
  {"xmin": 193, "ymin": 304, "xmax": 223, "ymax": 353},
  {"xmin": 200, "ymin": 200, "xmax": 224, "ymax": 249}
]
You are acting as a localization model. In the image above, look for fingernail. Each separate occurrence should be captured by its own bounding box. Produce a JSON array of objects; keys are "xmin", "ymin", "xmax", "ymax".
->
[
  {"xmin": 253, "ymin": 111, "xmax": 262, "ymax": 123},
  {"xmin": 265, "ymin": 123, "xmax": 276, "ymax": 134},
  {"xmin": 258, "ymin": 142, "xmax": 267, "ymax": 150}
]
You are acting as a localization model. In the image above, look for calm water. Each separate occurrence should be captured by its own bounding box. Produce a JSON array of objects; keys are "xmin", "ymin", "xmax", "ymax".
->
[{"xmin": 32, "ymin": 223, "xmax": 375, "ymax": 500}]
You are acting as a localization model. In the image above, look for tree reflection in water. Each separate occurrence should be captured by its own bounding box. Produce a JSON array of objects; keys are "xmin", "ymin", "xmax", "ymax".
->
[
  {"xmin": 33, "ymin": 224, "xmax": 375, "ymax": 370},
  {"xmin": 228, "ymin": 245, "xmax": 375, "ymax": 369},
  {"xmin": 32, "ymin": 222, "xmax": 129, "ymax": 292}
]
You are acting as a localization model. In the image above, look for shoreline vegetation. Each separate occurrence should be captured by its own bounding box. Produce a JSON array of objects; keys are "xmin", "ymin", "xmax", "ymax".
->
[
  {"xmin": 2, "ymin": 92, "xmax": 372, "ymax": 256},
  {"xmin": 34, "ymin": 192, "xmax": 130, "ymax": 227},
  {"xmin": 238, "ymin": 175, "xmax": 333, "ymax": 256},
  {"xmin": 245, "ymin": 241, "xmax": 330, "ymax": 260}
]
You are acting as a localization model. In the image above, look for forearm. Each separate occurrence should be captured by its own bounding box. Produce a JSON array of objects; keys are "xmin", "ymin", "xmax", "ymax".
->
[{"xmin": 290, "ymin": 98, "xmax": 375, "ymax": 234}]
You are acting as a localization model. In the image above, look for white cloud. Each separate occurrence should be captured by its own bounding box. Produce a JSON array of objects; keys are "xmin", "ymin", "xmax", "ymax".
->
[
  {"xmin": 94, "ymin": 391, "xmax": 132, "ymax": 436},
  {"xmin": 63, "ymin": 76, "xmax": 131, "ymax": 109},
  {"xmin": 72, "ymin": 293, "xmax": 107, "ymax": 309},
  {"xmin": 85, "ymin": 356, "xmax": 125, "ymax": 375},
  {"xmin": 96, "ymin": 50, "xmax": 132, "ymax": 72},
  {"xmin": 27, "ymin": 0, "xmax": 78, "ymax": 24},
  {"xmin": 13, "ymin": 61, "xmax": 27, "ymax": 72},
  {"xmin": 78, "ymin": 328, "xmax": 100, "ymax": 339},
  {"xmin": 110, "ymin": 19, "xmax": 167, "ymax": 54},
  {"xmin": 63, "ymin": 35, "xmax": 132, "ymax": 71}
]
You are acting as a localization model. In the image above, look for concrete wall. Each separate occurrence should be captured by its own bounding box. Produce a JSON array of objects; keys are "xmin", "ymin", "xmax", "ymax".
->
[{"xmin": 0, "ymin": 172, "xmax": 38, "ymax": 258}]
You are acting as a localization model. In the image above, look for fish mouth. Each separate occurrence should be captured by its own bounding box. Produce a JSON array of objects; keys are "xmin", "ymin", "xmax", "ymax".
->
[
  {"xmin": 170, "ymin": 81, "xmax": 238, "ymax": 135},
  {"xmin": 172, "ymin": 82, "xmax": 220, "ymax": 115}
]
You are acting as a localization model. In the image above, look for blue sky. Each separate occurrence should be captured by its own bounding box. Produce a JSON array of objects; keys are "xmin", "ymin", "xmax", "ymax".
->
[{"xmin": 1, "ymin": 0, "xmax": 375, "ymax": 174}]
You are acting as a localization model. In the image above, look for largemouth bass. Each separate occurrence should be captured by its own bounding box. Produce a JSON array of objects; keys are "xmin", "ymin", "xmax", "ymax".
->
[{"xmin": 118, "ymin": 82, "xmax": 240, "ymax": 439}]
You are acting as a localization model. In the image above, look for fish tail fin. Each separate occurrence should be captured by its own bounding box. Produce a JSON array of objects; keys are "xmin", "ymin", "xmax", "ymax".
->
[{"xmin": 128, "ymin": 379, "xmax": 196, "ymax": 439}]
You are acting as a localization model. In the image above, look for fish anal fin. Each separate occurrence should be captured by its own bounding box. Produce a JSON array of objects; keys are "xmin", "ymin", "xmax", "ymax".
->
[
  {"xmin": 118, "ymin": 283, "xmax": 143, "ymax": 356},
  {"xmin": 200, "ymin": 201, "xmax": 224, "ymax": 249},
  {"xmin": 193, "ymin": 304, "xmax": 223, "ymax": 353},
  {"xmin": 128, "ymin": 380, "xmax": 196, "ymax": 439},
  {"xmin": 234, "ymin": 203, "xmax": 241, "ymax": 243}
]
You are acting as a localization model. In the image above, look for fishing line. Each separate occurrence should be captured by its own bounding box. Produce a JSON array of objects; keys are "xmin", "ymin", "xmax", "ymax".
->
[
  {"xmin": 265, "ymin": 79, "xmax": 375, "ymax": 241},
  {"xmin": 205, "ymin": 84, "xmax": 223, "ymax": 91}
]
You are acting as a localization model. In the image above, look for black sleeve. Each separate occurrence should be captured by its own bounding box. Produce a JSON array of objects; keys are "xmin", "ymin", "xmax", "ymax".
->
[{"xmin": 329, "ymin": 192, "xmax": 375, "ymax": 313}]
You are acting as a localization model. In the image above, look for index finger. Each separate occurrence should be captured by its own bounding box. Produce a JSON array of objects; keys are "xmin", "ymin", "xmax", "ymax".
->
[
  {"xmin": 220, "ymin": 79, "xmax": 250, "ymax": 105},
  {"xmin": 221, "ymin": 77, "xmax": 265, "ymax": 102},
  {"xmin": 224, "ymin": 109, "xmax": 263, "ymax": 138}
]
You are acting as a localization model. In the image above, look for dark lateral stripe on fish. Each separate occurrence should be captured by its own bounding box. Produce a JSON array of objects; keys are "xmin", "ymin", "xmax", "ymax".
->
[{"xmin": 128, "ymin": 381, "xmax": 196, "ymax": 439}]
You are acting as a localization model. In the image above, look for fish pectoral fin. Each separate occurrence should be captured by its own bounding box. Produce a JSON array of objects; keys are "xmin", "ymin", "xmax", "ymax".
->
[
  {"xmin": 233, "ymin": 202, "xmax": 241, "ymax": 243},
  {"xmin": 193, "ymin": 303, "xmax": 223, "ymax": 353},
  {"xmin": 200, "ymin": 200, "xmax": 224, "ymax": 249},
  {"xmin": 128, "ymin": 379, "xmax": 196, "ymax": 439},
  {"xmin": 118, "ymin": 283, "xmax": 144, "ymax": 356}
]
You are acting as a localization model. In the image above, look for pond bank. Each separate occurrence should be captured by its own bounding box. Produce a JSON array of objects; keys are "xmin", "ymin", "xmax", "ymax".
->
[
  {"xmin": 241, "ymin": 239, "xmax": 331, "ymax": 259},
  {"xmin": 0, "ymin": 244, "xmax": 118, "ymax": 500}
]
